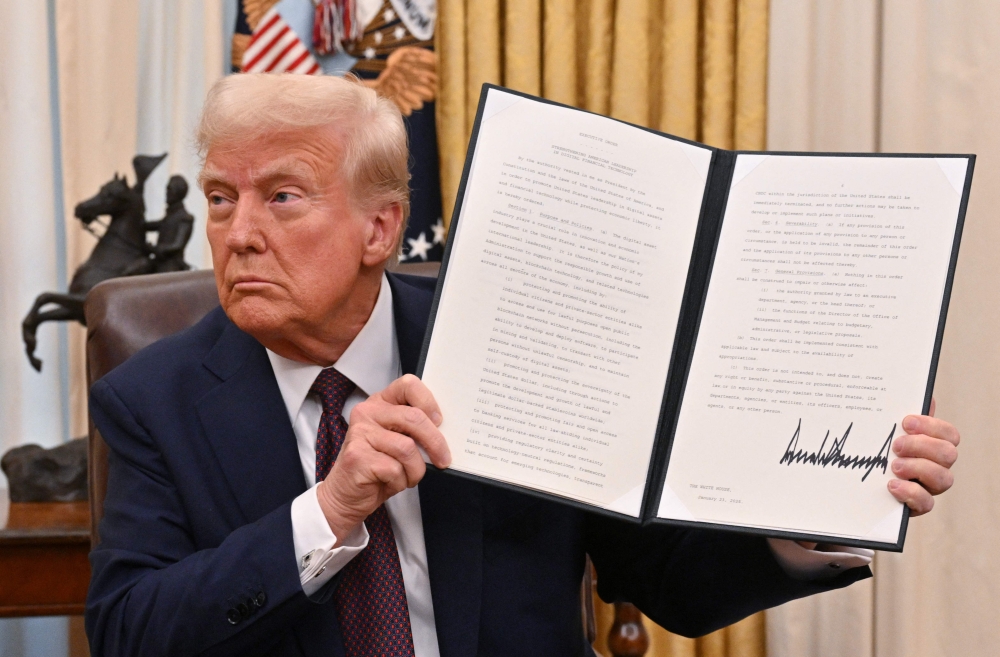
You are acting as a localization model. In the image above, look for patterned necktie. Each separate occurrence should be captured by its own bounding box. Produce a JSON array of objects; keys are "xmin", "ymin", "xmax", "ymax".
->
[{"xmin": 311, "ymin": 367, "xmax": 416, "ymax": 657}]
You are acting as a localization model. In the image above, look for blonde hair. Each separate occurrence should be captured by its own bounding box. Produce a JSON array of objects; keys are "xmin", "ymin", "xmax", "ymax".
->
[{"xmin": 197, "ymin": 73, "xmax": 410, "ymax": 258}]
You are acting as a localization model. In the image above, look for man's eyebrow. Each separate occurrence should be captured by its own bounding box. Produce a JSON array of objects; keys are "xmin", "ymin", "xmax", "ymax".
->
[
  {"xmin": 199, "ymin": 161, "xmax": 316, "ymax": 190},
  {"xmin": 198, "ymin": 167, "xmax": 230, "ymax": 189}
]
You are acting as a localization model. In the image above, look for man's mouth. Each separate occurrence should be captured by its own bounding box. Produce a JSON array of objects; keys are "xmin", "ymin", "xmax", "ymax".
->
[{"xmin": 230, "ymin": 275, "xmax": 276, "ymax": 291}]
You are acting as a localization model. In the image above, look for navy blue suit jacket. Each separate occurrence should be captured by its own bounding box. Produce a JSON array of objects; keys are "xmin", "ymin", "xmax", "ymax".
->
[{"xmin": 86, "ymin": 273, "xmax": 869, "ymax": 657}]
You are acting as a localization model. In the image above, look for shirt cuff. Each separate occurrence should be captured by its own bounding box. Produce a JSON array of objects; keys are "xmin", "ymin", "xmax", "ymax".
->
[
  {"xmin": 767, "ymin": 538, "xmax": 873, "ymax": 581},
  {"xmin": 290, "ymin": 484, "xmax": 370, "ymax": 597}
]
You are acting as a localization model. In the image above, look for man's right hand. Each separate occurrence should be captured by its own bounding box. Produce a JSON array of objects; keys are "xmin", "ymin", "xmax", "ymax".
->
[{"xmin": 315, "ymin": 374, "xmax": 451, "ymax": 544}]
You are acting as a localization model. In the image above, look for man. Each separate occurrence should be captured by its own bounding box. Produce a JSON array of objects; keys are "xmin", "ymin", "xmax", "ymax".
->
[
  {"xmin": 121, "ymin": 175, "xmax": 195, "ymax": 276},
  {"xmin": 86, "ymin": 74, "xmax": 960, "ymax": 657},
  {"xmin": 147, "ymin": 175, "xmax": 195, "ymax": 273}
]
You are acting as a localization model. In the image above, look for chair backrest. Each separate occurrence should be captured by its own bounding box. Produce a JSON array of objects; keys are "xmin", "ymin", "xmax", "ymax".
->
[{"xmin": 84, "ymin": 262, "xmax": 440, "ymax": 546}]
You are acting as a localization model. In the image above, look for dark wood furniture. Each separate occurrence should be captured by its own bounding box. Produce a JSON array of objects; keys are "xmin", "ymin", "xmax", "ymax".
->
[
  {"xmin": 607, "ymin": 602, "xmax": 651, "ymax": 657},
  {"xmin": 0, "ymin": 498, "xmax": 91, "ymax": 616}
]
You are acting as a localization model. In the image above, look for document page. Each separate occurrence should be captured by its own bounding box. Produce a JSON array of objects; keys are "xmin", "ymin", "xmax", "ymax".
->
[
  {"xmin": 421, "ymin": 89, "xmax": 713, "ymax": 515},
  {"xmin": 659, "ymin": 154, "xmax": 968, "ymax": 542}
]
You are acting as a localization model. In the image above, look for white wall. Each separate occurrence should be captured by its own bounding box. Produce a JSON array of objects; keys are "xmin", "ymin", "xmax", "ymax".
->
[
  {"xmin": 0, "ymin": 0, "xmax": 71, "ymax": 490},
  {"xmin": 0, "ymin": 1, "xmax": 225, "ymax": 654},
  {"xmin": 0, "ymin": 1, "xmax": 74, "ymax": 651},
  {"xmin": 767, "ymin": 2, "xmax": 1000, "ymax": 656},
  {"xmin": 874, "ymin": 2, "xmax": 1000, "ymax": 656}
]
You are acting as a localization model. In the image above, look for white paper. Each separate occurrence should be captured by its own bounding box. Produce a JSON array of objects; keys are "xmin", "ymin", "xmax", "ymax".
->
[
  {"xmin": 421, "ymin": 89, "xmax": 712, "ymax": 515},
  {"xmin": 659, "ymin": 154, "xmax": 967, "ymax": 542}
]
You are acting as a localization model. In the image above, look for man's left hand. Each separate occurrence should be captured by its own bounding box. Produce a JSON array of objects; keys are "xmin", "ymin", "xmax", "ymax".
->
[{"xmin": 889, "ymin": 399, "xmax": 960, "ymax": 516}]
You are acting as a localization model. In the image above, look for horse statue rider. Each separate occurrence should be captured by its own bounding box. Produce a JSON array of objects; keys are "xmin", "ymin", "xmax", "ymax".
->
[
  {"xmin": 122, "ymin": 174, "xmax": 195, "ymax": 276},
  {"xmin": 22, "ymin": 153, "xmax": 194, "ymax": 371},
  {"xmin": 149, "ymin": 176, "xmax": 195, "ymax": 271}
]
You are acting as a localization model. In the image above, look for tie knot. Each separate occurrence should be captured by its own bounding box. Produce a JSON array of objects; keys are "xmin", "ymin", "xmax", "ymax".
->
[{"xmin": 310, "ymin": 367, "xmax": 356, "ymax": 416}]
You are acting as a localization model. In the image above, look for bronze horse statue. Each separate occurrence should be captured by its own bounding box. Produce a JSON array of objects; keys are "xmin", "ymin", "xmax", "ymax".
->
[{"xmin": 22, "ymin": 153, "xmax": 192, "ymax": 371}]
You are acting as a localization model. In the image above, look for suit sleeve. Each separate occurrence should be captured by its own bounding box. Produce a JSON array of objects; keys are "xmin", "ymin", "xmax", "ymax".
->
[
  {"xmin": 85, "ymin": 379, "xmax": 333, "ymax": 657},
  {"xmin": 584, "ymin": 514, "xmax": 871, "ymax": 638}
]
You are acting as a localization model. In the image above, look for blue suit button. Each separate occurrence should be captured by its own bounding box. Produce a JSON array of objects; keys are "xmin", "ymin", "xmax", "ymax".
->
[{"xmin": 226, "ymin": 608, "xmax": 241, "ymax": 625}]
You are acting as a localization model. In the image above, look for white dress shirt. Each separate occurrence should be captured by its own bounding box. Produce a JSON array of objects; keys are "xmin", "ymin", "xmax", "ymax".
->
[{"xmin": 267, "ymin": 274, "xmax": 871, "ymax": 657}]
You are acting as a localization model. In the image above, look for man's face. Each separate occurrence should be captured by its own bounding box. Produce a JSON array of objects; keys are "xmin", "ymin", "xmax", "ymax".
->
[{"xmin": 201, "ymin": 127, "xmax": 383, "ymax": 358}]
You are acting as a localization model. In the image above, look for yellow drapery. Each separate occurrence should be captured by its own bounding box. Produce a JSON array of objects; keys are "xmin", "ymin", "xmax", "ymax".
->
[
  {"xmin": 434, "ymin": 2, "xmax": 769, "ymax": 656},
  {"xmin": 435, "ymin": 0, "xmax": 769, "ymax": 227}
]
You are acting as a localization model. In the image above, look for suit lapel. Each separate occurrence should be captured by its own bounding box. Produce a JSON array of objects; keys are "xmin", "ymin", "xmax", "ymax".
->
[
  {"xmin": 196, "ymin": 320, "xmax": 306, "ymax": 523},
  {"xmin": 389, "ymin": 272, "xmax": 485, "ymax": 656}
]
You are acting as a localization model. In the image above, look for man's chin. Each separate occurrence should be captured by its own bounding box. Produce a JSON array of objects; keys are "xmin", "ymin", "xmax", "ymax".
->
[{"xmin": 223, "ymin": 295, "xmax": 291, "ymax": 340}]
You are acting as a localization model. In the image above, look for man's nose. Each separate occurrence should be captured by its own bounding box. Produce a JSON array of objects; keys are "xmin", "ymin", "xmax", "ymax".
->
[{"xmin": 226, "ymin": 198, "xmax": 267, "ymax": 253}]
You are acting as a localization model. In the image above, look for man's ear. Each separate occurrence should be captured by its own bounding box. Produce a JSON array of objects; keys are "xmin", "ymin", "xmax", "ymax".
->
[{"xmin": 361, "ymin": 202, "xmax": 404, "ymax": 266}]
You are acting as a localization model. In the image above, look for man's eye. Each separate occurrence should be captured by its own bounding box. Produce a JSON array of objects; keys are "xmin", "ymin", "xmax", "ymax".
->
[
  {"xmin": 210, "ymin": 195, "xmax": 227, "ymax": 205},
  {"xmin": 275, "ymin": 192, "xmax": 292, "ymax": 203}
]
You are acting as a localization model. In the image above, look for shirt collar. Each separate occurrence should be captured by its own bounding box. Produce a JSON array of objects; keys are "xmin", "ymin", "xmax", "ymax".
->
[{"xmin": 266, "ymin": 274, "xmax": 400, "ymax": 422}]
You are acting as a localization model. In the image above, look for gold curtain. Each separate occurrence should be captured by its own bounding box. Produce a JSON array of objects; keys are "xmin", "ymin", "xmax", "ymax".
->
[
  {"xmin": 434, "ymin": 2, "xmax": 769, "ymax": 656},
  {"xmin": 435, "ymin": 0, "xmax": 769, "ymax": 226}
]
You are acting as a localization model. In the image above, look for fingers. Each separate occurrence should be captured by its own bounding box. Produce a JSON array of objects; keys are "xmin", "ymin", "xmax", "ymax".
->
[
  {"xmin": 891, "ymin": 456, "xmax": 954, "ymax": 495},
  {"xmin": 901, "ymin": 414, "xmax": 960, "ymax": 446},
  {"xmin": 378, "ymin": 374, "xmax": 444, "ymax": 426},
  {"xmin": 892, "ymin": 431, "xmax": 959, "ymax": 468},
  {"xmin": 888, "ymin": 479, "xmax": 935, "ymax": 516},
  {"xmin": 325, "ymin": 429, "xmax": 425, "ymax": 502},
  {"xmin": 367, "ymin": 429, "xmax": 428, "ymax": 488},
  {"xmin": 363, "ymin": 375, "xmax": 451, "ymax": 468},
  {"xmin": 366, "ymin": 451, "xmax": 415, "ymax": 497},
  {"xmin": 356, "ymin": 397, "xmax": 450, "ymax": 469},
  {"xmin": 889, "ymin": 413, "xmax": 959, "ymax": 510},
  {"xmin": 333, "ymin": 446, "xmax": 409, "ymax": 496}
]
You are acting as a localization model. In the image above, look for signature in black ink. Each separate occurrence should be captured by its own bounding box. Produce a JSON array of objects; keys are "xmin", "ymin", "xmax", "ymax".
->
[{"xmin": 779, "ymin": 419, "xmax": 895, "ymax": 482}]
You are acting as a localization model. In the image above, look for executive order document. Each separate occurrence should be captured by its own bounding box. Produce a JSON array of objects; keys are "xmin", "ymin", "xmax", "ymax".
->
[
  {"xmin": 658, "ymin": 154, "xmax": 968, "ymax": 543},
  {"xmin": 419, "ymin": 86, "xmax": 971, "ymax": 545}
]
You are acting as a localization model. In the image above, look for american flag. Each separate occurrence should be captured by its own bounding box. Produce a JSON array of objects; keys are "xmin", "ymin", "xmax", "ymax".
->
[{"xmin": 241, "ymin": 7, "xmax": 321, "ymax": 74}]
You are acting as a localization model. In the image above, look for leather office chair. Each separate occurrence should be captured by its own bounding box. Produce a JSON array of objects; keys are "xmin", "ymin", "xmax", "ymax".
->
[{"xmin": 83, "ymin": 262, "xmax": 637, "ymax": 654}]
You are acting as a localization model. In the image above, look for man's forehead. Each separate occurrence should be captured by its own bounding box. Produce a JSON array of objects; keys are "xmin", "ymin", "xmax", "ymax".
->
[{"xmin": 201, "ymin": 132, "xmax": 342, "ymax": 186}]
